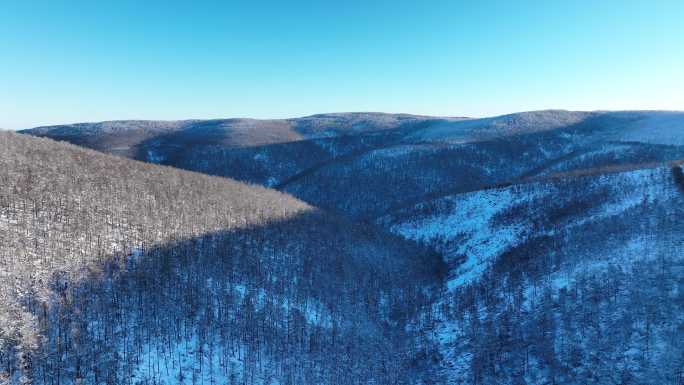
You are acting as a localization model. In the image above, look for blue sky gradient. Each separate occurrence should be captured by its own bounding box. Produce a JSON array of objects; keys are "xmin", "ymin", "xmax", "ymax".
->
[{"xmin": 1, "ymin": 0, "xmax": 682, "ymax": 129}]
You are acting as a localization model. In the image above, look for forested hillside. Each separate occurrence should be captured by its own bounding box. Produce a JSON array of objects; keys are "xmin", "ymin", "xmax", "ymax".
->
[
  {"xmin": 280, "ymin": 111, "xmax": 684, "ymax": 219},
  {"xmin": 22, "ymin": 113, "xmax": 457, "ymax": 188},
  {"xmin": 384, "ymin": 164, "xmax": 684, "ymax": 384},
  {"xmin": 26, "ymin": 111, "xmax": 684, "ymax": 219},
  {"xmin": 11, "ymin": 109, "xmax": 684, "ymax": 384},
  {"xmin": 0, "ymin": 132, "xmax": 443, "ymax": 385},
  {"xmin": 23, "ymin": 113, "xmax": 446, "ymax": 186}
]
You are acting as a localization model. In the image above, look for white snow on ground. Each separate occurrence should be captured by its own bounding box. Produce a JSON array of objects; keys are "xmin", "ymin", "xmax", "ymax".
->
[
  {"xmin": 358, "ymin": 145, "xmax": 414, "ymax": 166},
  {"xmin": 591, "ymin": 167, "xmax": 675, "ymax": 219},
  {"xmin": 387, "ymin": 163, "xmax": 680, "ymax": 383},
  {"xmin": 133, "ymin": 335, "xmax": 282, "ymax": 385},
  {"xmin": 358, "ymin": 144, "xmax": 438, "ymax": 169},
  {"xmin": 403, "ymin": 110, "xmax": 684, "ymax": 147},
  {"xmin": 619, "ymin": 112, "xmax": 684, "ymax": 145},
  {"xmin": 313, "ymin": 139, "xmax": 340, "ymax": 156},
  {"xmin": 146, "ymin": 149, "xmax": 166, "ymax": 163},
  {"xmin": 536, "ymin": 143, "xmax": 635, "ymax": 177},
  {"xmin": 410, "ymin": 119, "xmax": 478, "ymax": 142},
  {"xmin": 550, "ymin": 235, "xmax": 660, "ymax": 290},
  {"xmin": 253, "ymin": 152, "xmax": 267, "ymax": 162},
  {"xmin": 389, "ymin": 187, "xmax": 544, "ymax": 290},
  {"xmin": 425, "ymin": 167, "xmax": 677, "ymax": 381},
  {"xmin": 389, "ymin": 166, "xmax": 676, "ymax": 292},
  {"xmin": 370, "ymin": 144, "xmax": 419, "ymax": 158},
  {"xmin": 129, "ymin": 276, "xmax": 331, "ymax": 384}
]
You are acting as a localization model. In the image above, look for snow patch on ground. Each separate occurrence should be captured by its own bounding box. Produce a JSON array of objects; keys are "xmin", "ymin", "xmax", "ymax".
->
[
  {"xmin": 313, "ymin": 139, "xmax": 340, "ymax": 156},
  {"xmin": 390, "ymin": 187, "xmax": 543, "ymax": 289},
  {"xmin": 146, "ymin": 149, "xmax": 166, "ymax": 163},
  {"xmin": 395, "ymin": 165, "xmax": 679, "ymax": 383},
  {"xmin": 253, "ymin": 152, "xmax": 268, "ymax": 162},
  {"xmin": 551, "ymin": 236, "xmax": 661, "ymax": 290},
  {"xmin": 370, "ymin": 144, "xmax": 419, "ymax": 158},
  {"xmin": 358, "ymin": 145, "xmax": 419, "ymax": 168},
  {"xmin": 537, "ymin": 143, "xmax": 635, "ymax": 177},
  {"xmin": 357, "ymin": 144, "xmax": 439, "ymax": 170},
  {"xmin": 132, "ymin": 335, "xmax": 281, "ymax": 385},
  {"xmin": 390, "ymin": 166, "xmax": 675, "ymax": 292},
  {"xmin": 592, "ymin": 168, "xmax": 674, "ymax": 220},
  {"xmin": 265, "ymin": 177, "xmax": 278, "ymax": 188},
  {"xmin": 129, "ymin": 278, "xmax": 330, "ymax": 384}
]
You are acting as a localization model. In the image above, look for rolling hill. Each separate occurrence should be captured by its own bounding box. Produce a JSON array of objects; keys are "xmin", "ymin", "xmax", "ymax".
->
[
  {"xmin": 382, "ymin": 163, "xmax": 684, "ymax": 384},
  {"xmin": 25, "ymin": 110, "xmax": 684, "ymax": 218},
  {"xmin": 0, "ymin": 131, "xmax": 442, "ymax": 385},
  {"xmin": 22, "ymin": 113, "xmax": 459, "ymax": 187},
  {"xmin": 12, "ymin": 109, "xmax": 684, "ymax": 384}
]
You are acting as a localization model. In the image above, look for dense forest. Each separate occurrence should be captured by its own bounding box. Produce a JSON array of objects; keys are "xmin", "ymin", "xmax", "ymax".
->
[
  {"xmin": 0, "ymin": 132, "xmax": 443, "ymax": 384},
  {"xmin": 5, "ymin": 109, "xmax": 684, "ymax": 384},
  {"xmin": 385, "ymin": 165, "xmax": 684, "ymax": 384},
  {"xmin": 26, "ymin": 111, "xmax": 684, "ymax": 220}
]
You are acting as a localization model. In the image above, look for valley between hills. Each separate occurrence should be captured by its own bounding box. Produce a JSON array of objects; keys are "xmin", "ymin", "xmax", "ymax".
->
[{"xmin": 2, "ymin": 109, "xmax": 683, "ymax": 384}]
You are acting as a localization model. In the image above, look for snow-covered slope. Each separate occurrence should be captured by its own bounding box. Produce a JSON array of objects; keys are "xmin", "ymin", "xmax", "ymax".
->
[
  {"xmin": 383, "ymin": 164, "xmax": 682, "ymax": 288},
  {"xmin": 406, "ymin": 110, "xmax": 593, "ymax": 143},
  {"xmin": 382, "ymin": 186, "xmax": 543, "ymax": 289},
  {"xmin": 0, "ymin": 132, "xmax": 441, "ymax": 385},
  {"xmin": 14, "ymin": 110, "xmax": 684, "ymax": 384},
  {"xmin": 383, "ymin": 164, "xmax": 684, "ymax": 384},
  {"xmin": 406, "ymin": 110, "xmax": 684, "ymax": 146},
  {"xmin": 617, "ymin": 111, "xmax": 684, "ymax": 145}
]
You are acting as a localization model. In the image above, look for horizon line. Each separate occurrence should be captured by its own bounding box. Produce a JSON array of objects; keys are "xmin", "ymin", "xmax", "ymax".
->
[{"xmin": 12, "ymin": 108, "xmax": 684, "ymax": 131}]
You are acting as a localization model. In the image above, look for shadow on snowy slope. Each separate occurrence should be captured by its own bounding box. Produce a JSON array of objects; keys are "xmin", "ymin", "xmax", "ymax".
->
[{"xmin": 7, "ymin": 211, "xmax": 445, "ymax": 385}]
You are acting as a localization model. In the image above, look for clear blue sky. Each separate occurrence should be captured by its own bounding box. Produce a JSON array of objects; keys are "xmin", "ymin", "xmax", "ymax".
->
[{"xmin": 1, "ymin": 0, "xmax": 682, "ymax": 129}]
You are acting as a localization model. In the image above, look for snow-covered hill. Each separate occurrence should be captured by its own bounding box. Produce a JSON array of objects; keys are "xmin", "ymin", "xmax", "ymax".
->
[
  {"xmin": 281, "ymin": 112, "xmax": 684, "ymax": 219},
  {"xmin": 405, "ymin": 110, "xmax": 593, "ymax": 143},
  {"xmin": 406, "ymin": 110, "xmax": 684, "ymax": 146},
  {"xmin": 0, "ymin": 132, "xmax": 441, "ymax": 385},
  {"xmin": 24, "ymin": 111, "xmax": 684, "ymax": 218},
  {"xmin": 13, "ymin": 109, "xmax": 684, "ymax": 384},
  {"xmin": 382, "ymin": 164, "xmax": 684, "ymax": 384}
]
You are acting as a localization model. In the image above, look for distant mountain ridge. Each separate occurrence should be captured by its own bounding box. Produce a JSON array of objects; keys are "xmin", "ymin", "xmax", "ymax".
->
[
  {"xmin": 22, "ymin": 109, "xmax": 684, "ymax": 220},
  {"xmin": 24, "ymin": 109, "xmax": 683, "ymax": 144},
  {"xmin": 23, "ymin": 112, "xmax": 462, "ymax": 156}
]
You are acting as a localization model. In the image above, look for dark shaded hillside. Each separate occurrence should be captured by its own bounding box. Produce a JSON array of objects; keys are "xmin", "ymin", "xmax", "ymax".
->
[
  {"xmin": 137, "ymin": 127, "xmax": 413, "ymax": 187},
  {"xmin": 0, "ymin": 132, "xmax": 443, "ymax": 385},
  {"xmin": 23, "ymin": 214, "xmax": 441, "ymax": 385},
  {"xmin": 672, "ymin": 164, "xmax": 684, "ymax": 193},
  {"xmin": 23, "ymin": 120, "xmax": 196, "ymax": 158}
]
